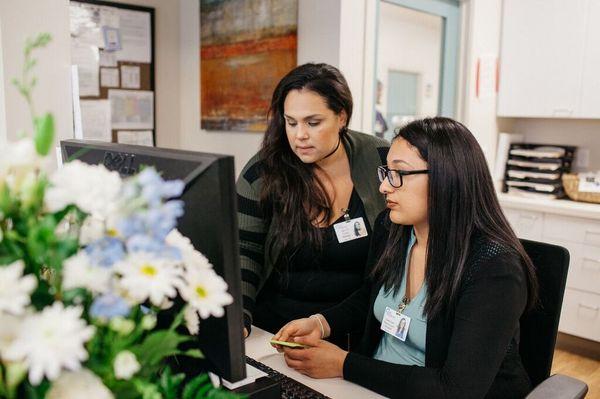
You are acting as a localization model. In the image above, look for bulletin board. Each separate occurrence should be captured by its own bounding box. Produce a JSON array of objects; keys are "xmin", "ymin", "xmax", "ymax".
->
[{"xmin": 70, "ymin": 0, "xmax": 155, "ymax": 146}]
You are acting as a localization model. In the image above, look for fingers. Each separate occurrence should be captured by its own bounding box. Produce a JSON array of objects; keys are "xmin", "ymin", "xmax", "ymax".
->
[
  {"xmin": 283, "ymin": 352, "xmax": 306, "ymax": 371},
  {"xmin": 293, "ymin": 334, "xmax": 320, "ymax": 347},
  {"xmin": 274, "ymin": 323, "xmax": 297, "ymax": 342},
  {"xmin": 243, "ymin": 328, "xmax": 249, "ymax": 338}
]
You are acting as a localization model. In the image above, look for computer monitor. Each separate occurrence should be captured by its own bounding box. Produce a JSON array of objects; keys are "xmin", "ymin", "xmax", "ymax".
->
[{"xmin": 60, "ymin": 139, "xmax": 247, "ymax": 382}]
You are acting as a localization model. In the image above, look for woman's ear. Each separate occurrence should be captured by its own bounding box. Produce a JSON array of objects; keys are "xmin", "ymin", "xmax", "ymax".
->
[{"xmin": 338, "ymin": 110, "xmax": 348, "ymax": 129}]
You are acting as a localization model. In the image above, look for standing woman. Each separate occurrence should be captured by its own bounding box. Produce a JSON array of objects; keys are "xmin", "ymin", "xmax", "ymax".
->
[
  {"xmin": 237, "ymin": 63, "xmax": 389, "ymax": 340},
  {"xmin": 275, "ymin": 117, "xmax": 538, "ymax": 399}
]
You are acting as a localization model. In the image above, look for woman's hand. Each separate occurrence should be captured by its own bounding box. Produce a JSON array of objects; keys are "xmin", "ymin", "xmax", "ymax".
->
[
  {"xmin": 282, "ymin": 339, "xmax": 348, "ymax": 379},
  {"xmin": 272, "ymin": 317, "xmax": 322, "ymax": 352}
]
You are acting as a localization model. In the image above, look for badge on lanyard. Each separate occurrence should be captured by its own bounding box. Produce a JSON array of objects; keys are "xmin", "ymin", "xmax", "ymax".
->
[
  {"xmin": 381, "ymin": 305, "xmax": 411, "ymax": 342},
  {"xmin": 333, "ymin": 208, "xmax": 368, "ymax": 243}
]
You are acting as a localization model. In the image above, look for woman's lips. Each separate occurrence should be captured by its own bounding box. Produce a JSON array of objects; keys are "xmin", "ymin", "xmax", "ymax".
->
[
  {"xmin": 296, "ymin": 146, "xmax": 314, "ymax": 154},
  {"xmin": 386, "ymin": 200, "xmax": 398, "ymax": 208}
]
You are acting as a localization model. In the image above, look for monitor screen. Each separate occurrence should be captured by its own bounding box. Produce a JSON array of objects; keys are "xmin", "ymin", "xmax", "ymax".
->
[{"xmin": 60, "ymin": 139, "xmax": 247, "ymax": 382}]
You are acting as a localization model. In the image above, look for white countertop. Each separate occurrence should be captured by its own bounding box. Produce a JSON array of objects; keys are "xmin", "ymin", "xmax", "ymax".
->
[
  {"xmin": 498, "ymin": 192, "xmax": 600, "ymax": 220},
  {"xmin": 245, "ymin": 326, "xmax": 385, "ymax": 399}
]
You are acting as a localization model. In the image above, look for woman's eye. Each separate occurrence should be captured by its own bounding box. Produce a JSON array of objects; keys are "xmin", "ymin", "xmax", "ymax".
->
[
  {"xmin": 287, "ymin": 121, "xmax": 297, "ymax": 127},
  {"xmin": 308, "ymin": 121, "xmax": 320, "ymax": 127}
]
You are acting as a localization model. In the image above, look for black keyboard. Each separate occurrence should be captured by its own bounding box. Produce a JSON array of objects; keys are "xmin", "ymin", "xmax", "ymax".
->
[{"xmin": 246, "ymin": 356, "xmax": 331, "ymax": 399}]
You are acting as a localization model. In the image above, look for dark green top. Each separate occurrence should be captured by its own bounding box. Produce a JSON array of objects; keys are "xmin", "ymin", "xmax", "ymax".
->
[{"xmin": 236, "ymin": 130, "xmax": 390, "ymax": 330}]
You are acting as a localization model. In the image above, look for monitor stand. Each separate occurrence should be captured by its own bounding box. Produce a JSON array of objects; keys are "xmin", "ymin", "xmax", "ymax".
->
[{"xmin": 211, "ymin": 363, "xmax": 281, "ymax": 399}]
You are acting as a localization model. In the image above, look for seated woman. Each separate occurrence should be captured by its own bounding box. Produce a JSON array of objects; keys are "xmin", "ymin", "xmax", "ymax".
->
[
  {"xmin": 237, "ymin": 63, "xmax": 389, "ymax": 343},
  {"xmin": 274, "ymin": 117, "xmax": 538, "ymax": 399}
]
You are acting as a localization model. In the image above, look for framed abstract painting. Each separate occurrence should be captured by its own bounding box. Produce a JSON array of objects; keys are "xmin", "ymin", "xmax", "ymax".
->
[{"xmin": 200, "ymin": 0, "xmax": 298, "ymax": 132}]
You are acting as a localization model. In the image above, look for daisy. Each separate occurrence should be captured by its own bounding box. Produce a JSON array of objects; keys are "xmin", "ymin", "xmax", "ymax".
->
[
  {"xmin": 45, "ymin": 160, "xmax": 122, "ymax": 219},
  {"xmin": 63, "ymin": 251, "xmax": 112, "ymax": 294},
  {"xmin": 166, "ymin": 229, "xmax": 212, "ymax": 270},
  {"xmin": 184, "ymin": 305, "xmax": 200, "ymax": 335},
  {"xmin": 0, "ymin": 260, "xmax": 37, "ymax": 315},
  {"xmin": 115, "ymin": 252, "xmax": 183, "ymax": 306},
  {"xmin": 178, "ymin": 268, "xmax": 233, "ymax": 319},
  {"xmin": 4, "ymin": 302, "xmax": 95, "ymax": 385},
  {"xmin": 46, "ymin": 369, "xmax": 114, "ymax": 399}
]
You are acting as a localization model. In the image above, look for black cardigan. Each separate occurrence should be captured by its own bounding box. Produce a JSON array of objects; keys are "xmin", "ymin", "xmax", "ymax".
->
[{"xmin": 320, "ymin": 212, "xmax": 532, "ymax": 399}]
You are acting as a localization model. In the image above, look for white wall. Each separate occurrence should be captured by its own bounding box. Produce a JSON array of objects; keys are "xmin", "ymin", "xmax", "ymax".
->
[
  {"xmin": 0, "ymin": 0, "xmax": 73, "ymax": 153},
  {"xmin": 459, "ymin": 0, "xmax": 504, "ymax": 165},
  {"xmin": 377, "ymin": 2, "xmax": 442, "ymax": 118},
  {"xmin": 0, "ymin": 16, "xmax": 6, "ymax": 147}
]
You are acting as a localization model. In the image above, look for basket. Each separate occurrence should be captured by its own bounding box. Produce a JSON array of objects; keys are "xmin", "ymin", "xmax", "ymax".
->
[{"xmin": 562, "ymin": 173, "xmax": 600, "ymax": 204}]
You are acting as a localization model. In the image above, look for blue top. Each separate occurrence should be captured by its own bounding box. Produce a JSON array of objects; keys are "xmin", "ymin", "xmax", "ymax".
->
[{"xmin": 373, "ymin": 229, "xmax": 428, "ymax": 366}]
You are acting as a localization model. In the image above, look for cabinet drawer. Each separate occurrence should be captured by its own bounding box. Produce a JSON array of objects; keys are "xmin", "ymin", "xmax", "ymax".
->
[
  {"xmin": 544, "ymin": 214, "xmax": 600, "ymax": 246},
  {"xmin": 503, "ymin": 208, "xmax": 543, "ymax": 241},
  {"xmin": 559, "ymin": 288, "xmax": 600, "ymax": 342},
  {"xmin": 548, "ymin": 240, "xmax": 600, "ymax": 295}
]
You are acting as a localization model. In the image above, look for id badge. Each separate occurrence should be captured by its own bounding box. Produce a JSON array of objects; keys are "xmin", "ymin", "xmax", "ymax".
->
[
  {"xmin": 380, "ymin": 306, "xmax": 411, "ymax": 342},
  {"xmin": 333, "ymin": 217, "xmax": 368, "ymax": 243}
]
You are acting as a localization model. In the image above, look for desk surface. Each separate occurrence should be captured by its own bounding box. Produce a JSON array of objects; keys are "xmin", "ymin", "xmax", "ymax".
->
[{"xmin": 245, "ymin": 326, "xmax": 385, "ymax": 399}]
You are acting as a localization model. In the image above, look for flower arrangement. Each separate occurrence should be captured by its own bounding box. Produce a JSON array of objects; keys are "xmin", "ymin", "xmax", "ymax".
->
[{"xmin": 0, "ymin": 34, "xmax": 238, "ymax": 399}]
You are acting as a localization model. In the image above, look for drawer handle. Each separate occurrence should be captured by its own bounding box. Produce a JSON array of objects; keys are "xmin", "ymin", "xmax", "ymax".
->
[
  {"xmin": 578, "ymin": 303, "xmax": 599, "ymax": 312},
  {"xmin": 582, "ymin": 257, "xmax": 600, "ymax": 270}
]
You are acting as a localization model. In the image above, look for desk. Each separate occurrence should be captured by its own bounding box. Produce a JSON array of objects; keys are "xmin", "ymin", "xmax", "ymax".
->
[{"xmin": 245, "ymin": 326, "xmax": 386, "ymax": 399}]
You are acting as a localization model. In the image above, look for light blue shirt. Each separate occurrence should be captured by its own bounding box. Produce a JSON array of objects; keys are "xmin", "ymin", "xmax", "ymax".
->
[{"xmin": 373, "ymin": 229, "xmax": 428, "ymax": 366}]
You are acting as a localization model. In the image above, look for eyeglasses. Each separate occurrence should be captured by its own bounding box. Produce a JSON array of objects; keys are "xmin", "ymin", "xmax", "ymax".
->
[{"xmin": 377, "ymin": 165, "xmax": 429, "ymax": 188}]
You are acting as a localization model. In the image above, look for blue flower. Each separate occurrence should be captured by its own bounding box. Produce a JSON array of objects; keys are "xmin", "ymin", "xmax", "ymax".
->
[
  {"xmin": 126, "ymin": 234, "xmax": 181, "ymax": 259},
  {"xmin": 90, "ymin": 293, "xmax": 131, "ymax": 320},
  {"xmin": 85, "ymin": 237, "xmax": 125, "ymax": 268},
  {"xmin": 138, "ymin": 168, "xmax": 184, "ymax": 206},
  {"xmin": 145, "ymin": 200, "xmax": 184, "ymax": 240}
]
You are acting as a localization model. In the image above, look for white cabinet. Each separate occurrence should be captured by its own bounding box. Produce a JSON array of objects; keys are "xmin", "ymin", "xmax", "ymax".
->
[
  {"xmin": 502, "ymin": 204, "xmax": 600, "ymax": 342},
  {"xmin": 578, "ymin": 0, "xmax": 600, "ymax": 118},
  {"xmin": 497, "ymin": 0, "xmax": 600, "ymax": 118}
]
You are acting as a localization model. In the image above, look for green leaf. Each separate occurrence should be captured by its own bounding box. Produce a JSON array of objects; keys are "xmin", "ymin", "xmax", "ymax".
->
[
  {"xmin": 133, "ymin": 379, "xmax": 163, "ymax": 399},
  {"xmin": 181, "ymin": 348, "xmax": 204, "ymax": 359},
  {"xmin": 182, "ymin": 374, "xmax": 210, "ymax": 399},
  {"xmin": 159, "ymin": 367, "xmax": 186, "ymax": 399},
  {"xmin": 34, "ymin": 113, "xmax": 54, "ymax": 156},
  {"xmin": 131, "ymin": 330, "xmax": 192, "ymax": 368}
]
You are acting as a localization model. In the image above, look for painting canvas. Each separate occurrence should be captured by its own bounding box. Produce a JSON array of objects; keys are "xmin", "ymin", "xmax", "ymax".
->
[{"xmin": 200, "ymin": 0, "xmax": 298, "ymax": 132}]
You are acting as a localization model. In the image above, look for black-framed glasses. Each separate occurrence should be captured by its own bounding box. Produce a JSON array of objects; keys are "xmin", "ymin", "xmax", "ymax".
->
[{"xmin": 377, "ymin": 165, "xmax": 429, "ymax": 188}]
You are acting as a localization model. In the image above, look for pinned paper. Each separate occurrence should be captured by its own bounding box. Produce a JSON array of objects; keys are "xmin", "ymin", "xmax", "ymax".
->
[
  {"xmin": 121, "ymin": 65, "xmax": 141, "ymax": 89},
  {"xmin": 109, "ymin": 89, "xmax": 153, "ymax": 130},
  {"xmin": 100, "ymin": 68, "xmax": 119, "ymax": 88}
]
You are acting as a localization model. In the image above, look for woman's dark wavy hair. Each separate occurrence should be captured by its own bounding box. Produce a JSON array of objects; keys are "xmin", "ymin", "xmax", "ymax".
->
[
  {"xmin": 258, "ymin": 63, "xmax": 353, "ymax": 268},
  {"xmin": 371, "ymin": 117, "xmax": 538, "ymax": 317}
]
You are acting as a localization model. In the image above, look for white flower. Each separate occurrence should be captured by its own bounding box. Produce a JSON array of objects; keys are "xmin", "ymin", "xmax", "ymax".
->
[
  {"xmin": 46, "ymin": 369, "xmax": 114, "ymax": 399},
  {"xmin": 79, "ymin": 216, "xmax": 107, "ymax": 245},
  {"xmin": 45, "ymin": 160, "xmax": 122, "ymax": 219},
  {"xmin": 113, "ymin": 350, "xmax": 140, "ymax": 380},
  {"xmin": 4, "ymin": 302, "xmax": 95, "ymax": 385},
  {"xmin": 166, "ymin": 229, "xmax": 212, "ymax": 270},
  {"xmin": 178, "ymin": 268, "xmax": 233, "ymax": 319},
  {"xmin": 0, "ymin": 313, "xmax": 22, "ymax": 360},
  {"xmin": 63, "ymin": 251, "xmax": 112, "ymax": 294},
  {"xmin": 115, "ymin": 252, "xmax": 183, "ymax": 306},
  {"xmin": 184, "ymin": 305, "xmax": 200, "ymax": 335},
  {"xmin": 0, "ymin": 260, "xmax": 37, "ymax": 315},
  {"xmin": 0, "ymin": 139, "xmax": 41, "ymax": 191},
  {"xmin": 141, "ymin": 314, "xmax": 157, "ymax": 330}
]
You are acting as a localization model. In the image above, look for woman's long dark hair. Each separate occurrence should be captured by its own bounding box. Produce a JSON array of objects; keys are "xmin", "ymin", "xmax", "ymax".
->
[
  {"xmin": 371, "ymin": 117, "xmax": 538, "ymax": 317},
  {"xmin": 259, "ymin": 63, "xmax": 353, "ymax": 268}
]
